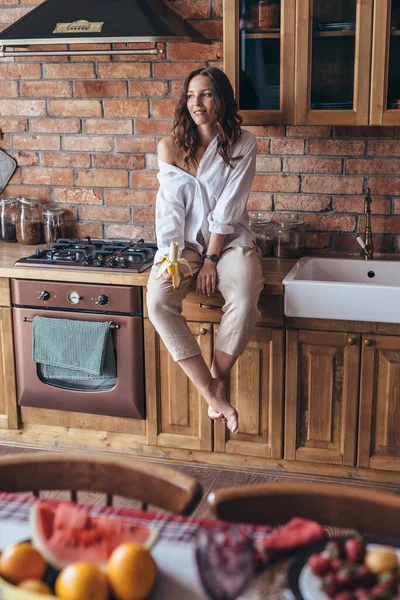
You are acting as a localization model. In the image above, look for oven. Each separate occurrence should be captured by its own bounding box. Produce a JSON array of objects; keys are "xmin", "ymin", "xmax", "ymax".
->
[{"xmin": 12, "ymin": 279, "xmax": 145, "ymax": 419}]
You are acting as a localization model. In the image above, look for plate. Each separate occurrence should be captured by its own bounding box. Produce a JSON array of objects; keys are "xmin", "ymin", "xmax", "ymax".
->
[{"xmin": 286, "ymin": 535, "xmax": 400, "ymax": 600}]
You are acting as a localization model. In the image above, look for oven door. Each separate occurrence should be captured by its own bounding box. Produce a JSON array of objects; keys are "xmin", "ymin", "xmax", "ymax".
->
[{"xmin": 13, "ymin": 308, "xmax": 145, "ymax": 419}]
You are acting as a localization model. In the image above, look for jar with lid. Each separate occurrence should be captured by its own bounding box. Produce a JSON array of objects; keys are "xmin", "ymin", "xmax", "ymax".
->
[
  {"xmin": 0, "ymin": 198, "xmax": 19, "ymax": 242},
  {"xmin": 42, "ymin": 207, "xmax": 65, "ymax": 243},
  {"xmin": 258, "ymin": 0, "xmax": 280, "ymax": 28},
  {"xmin": 248, "ymin": 211, "xmax": 274, "ymax": 256},
  {"xmin": 16, "ymin": 197, "xmax": 42, "ymax": 245},
  {"xmin": 273, "ymin": 213, "xmax": 305, "ymax": 258}
]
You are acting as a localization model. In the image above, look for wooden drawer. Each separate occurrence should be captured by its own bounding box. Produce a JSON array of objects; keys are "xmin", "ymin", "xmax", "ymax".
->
[{"xmin": 0, "ymin": 279, "xmax": 10, "ymax": 307}]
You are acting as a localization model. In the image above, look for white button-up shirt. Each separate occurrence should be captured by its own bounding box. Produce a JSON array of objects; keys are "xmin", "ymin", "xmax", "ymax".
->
[{"xmin": 154, "ymin": 129, "xmax": 256, "ymax": 264}]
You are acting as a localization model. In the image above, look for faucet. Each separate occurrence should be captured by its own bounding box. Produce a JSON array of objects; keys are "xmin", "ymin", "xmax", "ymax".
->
[{"xmin": 355, "ymin": 188, "xmax": 374, "ymax": 260}]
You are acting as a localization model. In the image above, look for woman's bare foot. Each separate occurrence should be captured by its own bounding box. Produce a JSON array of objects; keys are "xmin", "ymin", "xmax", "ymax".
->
[
  {"xmin": 207, "ymin": 405, "xmax": 226, "ymax": 423},
  {"xmin": 203, "ymin": 378, "xmax": 238, "ymax": 433}
]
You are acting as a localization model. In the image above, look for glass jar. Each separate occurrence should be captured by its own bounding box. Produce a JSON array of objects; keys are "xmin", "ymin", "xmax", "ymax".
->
[
  {"xmin": 258, "ymin": 0, "xmax": 280, "ymax": 29},
  {"xmin": 249, "ymin": 211, "xmax": 274, "ymax": 256},
  {"xmin": 273, "ymin": 213, "xmax": 305, "ymax": 258},
  {"xmin": 0, "ymin": 198, "xmax": 19, "ymax": 242},
  {"xmin": 42, "ymin": 207, "xmax": 65, "ymax": 243},
  {"xmin": 16, "ymin": 197, "xmax": 42, "ymax": 245}
]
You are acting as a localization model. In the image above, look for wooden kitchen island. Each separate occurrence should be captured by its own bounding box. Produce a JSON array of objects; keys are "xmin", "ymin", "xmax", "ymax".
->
[{"xmin": 0, "ymin": 243, "xmax": 400, "ymax": 486}]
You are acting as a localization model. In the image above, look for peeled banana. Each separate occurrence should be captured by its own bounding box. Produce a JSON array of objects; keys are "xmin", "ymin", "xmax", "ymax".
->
[{"xmin": 155, "ymin": 241, "xmax": 192, "ymax": 290}]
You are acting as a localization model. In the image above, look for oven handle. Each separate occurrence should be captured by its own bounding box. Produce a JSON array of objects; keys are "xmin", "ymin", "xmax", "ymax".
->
[{"xmin": 22, "ymin": 317, "xmax": 120, "ymax": 329}]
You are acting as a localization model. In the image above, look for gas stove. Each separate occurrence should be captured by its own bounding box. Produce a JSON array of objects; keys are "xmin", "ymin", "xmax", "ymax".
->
[{"xmin": 15, "ymin": 237, "xmax": 157, "ymax": 273}]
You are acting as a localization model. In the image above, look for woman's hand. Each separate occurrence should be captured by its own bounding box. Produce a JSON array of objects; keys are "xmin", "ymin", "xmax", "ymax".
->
[{"xmin": 196, "ymin": 261, "xmax": 217, "ymax": 296}]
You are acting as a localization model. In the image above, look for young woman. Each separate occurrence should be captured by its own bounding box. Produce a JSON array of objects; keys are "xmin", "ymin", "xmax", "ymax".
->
[{"xmin": 146, "ymin": 67, "xmax": 264, "ymax": 434}]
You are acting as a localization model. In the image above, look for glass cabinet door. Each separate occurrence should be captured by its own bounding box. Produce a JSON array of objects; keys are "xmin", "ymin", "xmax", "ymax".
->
[
  {"xmin": 224, "ymin": 0, "xmax": 296, "ymax": 124},
  {"xmin": 370, "ymin": 0, "xmax": 400, "ymax": 125},
  {"xmin": 294, "ymin": 0, "xmax": 373, "ymax": 125}
]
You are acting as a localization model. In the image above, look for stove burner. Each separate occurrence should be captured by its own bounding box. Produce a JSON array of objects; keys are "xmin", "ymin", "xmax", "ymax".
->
[{"xmin": 16, "ymin": 237, "xmax": 157, "ymax": 273}]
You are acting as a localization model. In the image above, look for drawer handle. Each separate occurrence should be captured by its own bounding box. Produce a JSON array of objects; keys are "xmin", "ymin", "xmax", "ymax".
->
[
  {"xmin": 199, "ymin": 327, "xmax": 208, "ymax": 335},
  {"xmin": 199, "ymin": 303, "xmax": 221, "ymax": 310},
  {"xmin": 364, "ymin": 339, "xmax": 373, "ymax": 347},
  {"xmin": 347, "ymin": 337, "xmax": 356, "ymax": 346}
]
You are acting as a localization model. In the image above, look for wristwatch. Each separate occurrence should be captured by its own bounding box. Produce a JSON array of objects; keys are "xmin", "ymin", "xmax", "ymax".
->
[{"xmin": 204, "ymin": 254, "xmax": 220, "ymax": 263}]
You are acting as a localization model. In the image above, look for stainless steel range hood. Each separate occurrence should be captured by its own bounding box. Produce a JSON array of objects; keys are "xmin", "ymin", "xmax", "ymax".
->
[{"xmin": 0, "ymin": 0, "xmax": 209, "ymax": 57}]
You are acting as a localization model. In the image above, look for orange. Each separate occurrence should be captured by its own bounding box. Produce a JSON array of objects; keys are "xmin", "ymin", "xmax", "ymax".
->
[
  {"xmin": 107, "ymin": 543, "xmax": 156, "ymax": 600},
  {"xmin": 18, "ymin": 578, "xmax": 53, "ymax": 594},
  {"xmin": 55, "ymin": 562, "xmax": 109, "ymax": 600},
  {"xmin": 0, "ymin": 542, "xmax": 46, "ymax": 584}
]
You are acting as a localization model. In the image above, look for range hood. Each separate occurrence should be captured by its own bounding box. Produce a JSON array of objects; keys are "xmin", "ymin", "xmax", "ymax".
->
[{"xmin": 0, "ymin": 0, "xmax": 209, "ymax": 57}]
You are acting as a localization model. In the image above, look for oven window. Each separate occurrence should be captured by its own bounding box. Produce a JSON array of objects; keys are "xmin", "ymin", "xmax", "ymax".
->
[{"xmin": 37, "ymin": 365, "xmax": 117, "ymax": 392}]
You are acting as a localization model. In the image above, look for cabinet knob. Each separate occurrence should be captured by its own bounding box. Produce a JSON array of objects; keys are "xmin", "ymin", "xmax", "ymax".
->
[
  {"xmin": 199, "ymin": 327, "xmax": 208, "ymax": 336},
  {"xmin": 347, "ymin": 337, "xmax": 356, "ymax": 345},
  {"xmin": 364, "ymin": 339, "xmax": 373, "ymax": 347}
]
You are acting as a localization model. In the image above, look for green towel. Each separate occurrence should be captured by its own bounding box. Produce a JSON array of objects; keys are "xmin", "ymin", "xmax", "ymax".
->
[{"xmin": 32, "ymin": 316, "xmax": 116, "ymax": 380}]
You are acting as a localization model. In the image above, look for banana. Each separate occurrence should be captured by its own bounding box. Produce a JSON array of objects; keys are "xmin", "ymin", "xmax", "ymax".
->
[{"xmin": 155, "ymin": 241, "xmax": 192, "ymax": 290}]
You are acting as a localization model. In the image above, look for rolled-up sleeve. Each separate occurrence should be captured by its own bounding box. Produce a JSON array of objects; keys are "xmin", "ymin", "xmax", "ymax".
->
[
  {"xmin": 155, "ymin": 172, "xmax": 185, "ymax": 264},
  {"xmin": 207, "ymin": 134, "xmax": 256, "ymax": 235}
]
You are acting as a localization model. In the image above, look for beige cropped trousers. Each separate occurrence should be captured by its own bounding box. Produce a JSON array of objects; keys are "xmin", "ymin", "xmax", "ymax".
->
[{"xmin": 146, "ymin": 246, "xmax": 265, "ymax": 362}]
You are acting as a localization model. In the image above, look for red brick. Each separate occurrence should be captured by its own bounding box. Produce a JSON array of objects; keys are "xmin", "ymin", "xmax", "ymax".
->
[
  {"xmin": 171, "ymin": 80, "xmax": 184, "ymax": 98},
  {"xmin": 151, "ymin": 99, "xmax": 177, "ymax": 118},
  {"xmin": 23, "ymin": 168, "xmax": 74, "ymax": 186},
  {"xmin": 43, "ymin": 64, "xmax": 95, "ymax": 79},
  {"xmin": 335, "ymin": 126, "xmax": 395, "ymax": 137},
  {"xmin": 0, "ymin": 81, "xmax": 18, "ymax": 97},
  {"xmin": 190, "ymin": 19, "xmax": 223, "ymax": 39},
  {"xmin": 63, "ymin": 136, "xmax": 113, "ymax": 152},
  {"xmin": 305, "ymin": 232, "xmax": 330, "ymax": 249},
  {"xmin": 302, "ymin": 176, "xmax": 363, "ymax": 195},
  {"xmin": 288, "ymin": 126, "xmax": 332, "ymax": 138},
  {"xmin": 166, "ymin": 0, "xmax": 211, "ymax": 19},
  {"xmin": 213, "ymin": 0, "xmax": 223, "ymax": 17},
  {"xmin": 135, "ymin": 119, "xmax": 173, "ymax": 135},
  {"xmin": 307, "ymin": 139, "xmax": 366, "ymax": 156},
  {"xmin": 105, "ymin": 223, "xmax": 155, "ymax": 240},
  {"xmin": 346, "ymin": 158, "xmax": 400, "ymax": 175},
  {"xmin": 20, "ymin": 81, "xmax": 72, "ymax": 98},
  {"xmin": 284, "ymin": 157, "xmax": 342, "ymax": 174},
  {"xmin": 74, "ymin": 81, "xmax": 127, "ymax": 98},
  {"xmin": 2, "ymin": 185, "xmax": 50, "ymax": 202},
  {"xmin": 104, "ymin": 100, "xmax": 148, "ymax": 118},
  {"xmin": 0, "ymin": 118, "xmax": 27, "ymax": 132},
  {"xmin": 145, "ymin": 155, "xmax": 157, "ymax": 170},
  {"xmin": 367, "ymin": 177, "xmax": 400, "ymax": 196},
  {"xmin": 275, "ymin": 194, "xmax": 331, "ymax": 212},
  {"xmin": 97, "ymin": 63, "xmax": 151, "ymax": 79},
  {"xmin": 334, "ymin": 196, "xmax": 390, "ymax": 215},
  {"xmin": 92, "ymin": 154, "xmax": 145, "ymax": 170},
  {"xmin": 369, "ymin": 140, "xmax": 400, "ymax": 156},
  {"xmin": 69, "ymin": 44, "xmax": 111, "ymax": 63},
  {"xmin": 49, "ymin": 100, "xmax": 102, "ymax": 117},
  {"xmin": 69, "ymin": 222, "xmax": 103, "ymax": 238},
  {"xmin": 252, "ymin": 174, "xmax": 300, "ymax": 193},
  {"xmin": 301, "ymin": 214, "xmax": 357, "ymax": 232},
  {"xmin": 116, "ymin": 137, "xmax": 156, "ymax": 153},
  {"xmin": 0, "ymin": 100, "xmax": 45, "ymax": 116},
  {"xmin": 334, "ymin": 233, "xmax": 393, "ymax": 253},
  {"xmin": 255, "ymin": 157, "xmax": 281, "ymax": 172},
  {"xmin": 8, "ymin": 169, "xmax": 20, "ymax": 184},
  {"xmin": 54, "ymin": 188, "xmax": 103, "ymax": 205},
  {"xmin": 394, "ymin": 199, "xmax": 400, "ymax": 215},
  {"xmin": 256, "ymin": 139, "xmax": 270, "ymax": 154},
  {"xmin": 129, "ymin": 81, "xmax": 168, "ymax": 97},
  {"xmin": 12, "ymin": 134, "xmax": 60, "ymax": 151},
  {"xmin": 106, "ymin": 189, "xmax": 157, "ymax": 206},
  {"xmin": 247, "ymin": 193, "xmax": 273, "ymax": 211},
  {"xmin": 271, "ymin": 139, "xmax": 305, "ymax": 155},
  {"xmin": 154, "ymin": 62, "xmax": 204, "ymax": 78},
  {"xmin": 0, "ymin": 63, "xmax": 41, "ymax": 80},
  {"xmin": 83, "ymin": 119, "xmax": 132, "ymax": 135},
  {"xmin": 79, "ymin": 206, "xmax": 131, "ymax": 222},
  {"xmin": 10, "ymin": 151, "xmax": 39, "ymax": 166},
  {"xmin": 134, "ymin": 208, "xmax": 155, "ymax": 221},
  {"xmin": 41, "ymin": 153, "xmax": 90, "ymax": 168},
  {"xmin": 111, "ymin": 43, "xmax": 165, "ymax": 63},
  {"xmin": 76, "ymin": 170, "xmax": 128, "ymax": 188},
  {"xmin": 130, "ymin": 171, "xmax": 159, "ymax": 189},
  {"xmin": 244, "ymin": 126, "xmax": 285, "ymax": 137},
  {"xmin": 359, "ymin": 215, "xmax": 400, "ymax": 234},
  {"xmin": 30, "ymin": 118, "xmax": 80, "ymax": 133},
  {"xmin": 168, "ymin": 41, "xmax": 222, "ymax": 61}
]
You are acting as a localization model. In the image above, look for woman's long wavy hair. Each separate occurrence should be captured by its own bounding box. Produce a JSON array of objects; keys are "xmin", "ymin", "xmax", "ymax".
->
[{"xmin": 173, "ymin": 67, "xmax": 243, "ymax": 170}]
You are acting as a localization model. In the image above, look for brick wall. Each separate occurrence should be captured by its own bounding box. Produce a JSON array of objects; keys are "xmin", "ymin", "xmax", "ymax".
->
[{"xmin": 1, "ymin": 0, "xmax": 400, "ymax": 255}]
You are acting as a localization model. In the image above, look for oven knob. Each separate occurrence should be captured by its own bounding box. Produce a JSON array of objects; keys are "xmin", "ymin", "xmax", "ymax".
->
[
  {"xmin": 95, "ymin": 294, "xmax": 108, "ymax": 306},
  {"xmin": 39, "ymin": 290, "xmax": 50, "ymax": 301}
]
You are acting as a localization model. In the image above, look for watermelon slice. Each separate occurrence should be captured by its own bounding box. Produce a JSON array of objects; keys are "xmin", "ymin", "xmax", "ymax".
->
[{"xmin": 30, "ymin": 501, "xmax": 159, "ymax": 570}]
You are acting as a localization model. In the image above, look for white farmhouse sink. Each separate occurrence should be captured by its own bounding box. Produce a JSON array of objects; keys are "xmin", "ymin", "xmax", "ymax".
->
[{"xmin": 283, "ymin": 257, "xmax": 400, "ymax": 324}]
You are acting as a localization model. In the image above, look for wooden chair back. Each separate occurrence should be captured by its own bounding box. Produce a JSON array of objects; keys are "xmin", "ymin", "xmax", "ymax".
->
[
  {"xmin": 0, "ymin": 452, "xmax": 202, "ymax": 515},
  {"xmin": 207, "ymin": 483, "xmax": 400, "ymax": 537}
]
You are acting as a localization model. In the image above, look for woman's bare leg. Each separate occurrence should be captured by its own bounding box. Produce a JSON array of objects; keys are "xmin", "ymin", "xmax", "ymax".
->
[
  {"xmin": 208, "ymin": 349, "xmax": 239, "ymax": 425},
  {"xmin": 177, "ymin": 353, "xmax": 238, "ymax": 433}
]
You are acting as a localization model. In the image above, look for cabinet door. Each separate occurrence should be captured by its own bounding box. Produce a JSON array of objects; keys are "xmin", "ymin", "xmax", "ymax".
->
[
  {"xmin": 285, "ymin": 330, "xmax": 360, "ymax": 465},
  {"xmin": 0, "ymin": 307, "xmax": 19, "ymax": 429},
  {"xmin": 144, "ymin": 320, "xmax": 213, "ymax": 451},
  {"xmin": 214, "ymin": 327, "xmax": 284, "ymax": 458},
  {"xmin": 358, "ymin": 334, "xmax": 400, "ymax": 471},
  {"xmin": 224, "ymin": 0, "xmax": 296, "ymax": 124},
  {"xmin": 370, "ymin": 0, "xmax": 400, "ymax": 125},
  {"xmin": 294, "ymin": 0, "xmax": 373, "ymax": 125}
]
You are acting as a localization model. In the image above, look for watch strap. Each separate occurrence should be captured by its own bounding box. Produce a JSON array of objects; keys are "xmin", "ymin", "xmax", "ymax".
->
[{"xmin": 204, "ymin": 254, "xmax": 219, "ymax": 263}]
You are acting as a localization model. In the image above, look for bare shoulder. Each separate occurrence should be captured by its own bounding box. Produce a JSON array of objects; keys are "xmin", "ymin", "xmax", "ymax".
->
[{"xmin": 158, "ymin": 135, "xmax": 176, "ymax": 164}]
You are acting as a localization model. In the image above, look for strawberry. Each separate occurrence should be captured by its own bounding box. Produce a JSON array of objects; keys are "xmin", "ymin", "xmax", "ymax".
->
[
  {"xmin": 336, "ymin": 565, "xmax": 356, "ymax": 588},
  {"xmin": 333, "ymin": 592, "xmax": 355, "ymax": 600},
  {"xmin": 330, "ymin": 558, "xmax": 345, "ymax": 572},
  {"xmin": 354, "ymin": 589, "xmax": 373, "ymax": 599},
  {"xmin": 308, "ymin": 553, "xmax": 332, "ymax": 577},
  {"xmin": 345, "ymin": 537, "xmax": 367, "ymax": 565}
]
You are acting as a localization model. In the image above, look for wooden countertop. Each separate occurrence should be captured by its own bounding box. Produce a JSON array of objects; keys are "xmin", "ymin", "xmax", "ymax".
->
[{"xmin": 0, "ymin": 243, "xmax": 295, "ymax": 294}]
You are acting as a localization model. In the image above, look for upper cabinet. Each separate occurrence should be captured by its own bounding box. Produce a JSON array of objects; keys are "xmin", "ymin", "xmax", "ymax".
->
[{"xmin": 224, "ymin": 0, "xmax": 400, "ymax": 126}]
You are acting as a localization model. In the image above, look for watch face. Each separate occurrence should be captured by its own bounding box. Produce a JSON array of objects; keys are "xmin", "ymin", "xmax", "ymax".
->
[{"xmin": 206, "ymin": 254, "xmax": 219, "ymax": 262}]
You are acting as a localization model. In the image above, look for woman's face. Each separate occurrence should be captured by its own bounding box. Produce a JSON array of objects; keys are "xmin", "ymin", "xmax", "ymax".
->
[{"xmin": 186, "ymin": 75, "xmax": 216, "ymax": 127}]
